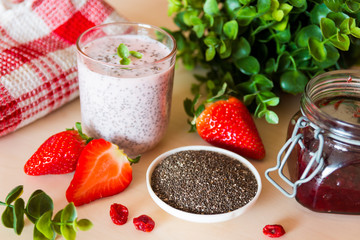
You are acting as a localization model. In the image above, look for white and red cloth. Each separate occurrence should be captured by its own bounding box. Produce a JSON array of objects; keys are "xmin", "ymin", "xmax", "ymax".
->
[{"xmin": 0, "ymin": 0, "xmax": 126, "ymax": 137}]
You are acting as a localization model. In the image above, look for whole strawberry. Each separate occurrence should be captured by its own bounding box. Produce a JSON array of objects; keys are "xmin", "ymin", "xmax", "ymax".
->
[
  {"xmin": 186, "ymin": 95, "xmax": 265, "ymax": 160},
  {"xmin": 24, "ymin": 122, "xmax": 92, "ymax": 175}
]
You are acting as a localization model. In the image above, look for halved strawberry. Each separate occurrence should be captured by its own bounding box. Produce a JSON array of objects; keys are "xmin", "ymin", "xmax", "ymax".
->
[
  {"xmin": 24, "ymin": 122, "xmax": 92, "ymax": 175},
  {"xmin": 185, "ymin": 95, "xmax": 265, "ymax": 160},
  {"xmin": 66, "ymin": 138, "xmax": 139, "ymax": 206}
]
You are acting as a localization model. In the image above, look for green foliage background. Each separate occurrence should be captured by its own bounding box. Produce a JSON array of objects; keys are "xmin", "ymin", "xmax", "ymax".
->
[{"xmin": 166, "ymin": 0, "xmax": 360, "ymax": 123}]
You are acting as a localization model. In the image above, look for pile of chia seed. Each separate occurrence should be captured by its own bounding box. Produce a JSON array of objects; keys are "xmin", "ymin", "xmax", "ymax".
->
[{"xmin": 150, "ymin": 150, "xmax": 258, "ymax": 215}]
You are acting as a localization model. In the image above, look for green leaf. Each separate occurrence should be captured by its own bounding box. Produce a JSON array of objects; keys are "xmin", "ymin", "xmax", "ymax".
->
[
  {"xmin": 265, "ymin": 58, "xmax": 276, "ymax": 73},
  {"xmin": 117, "ymin": 43, "xmax": 129, "ymax": 59},
  {"xmin": 339, "ymin": 18, "xmax": 353, "ymax": 34},
  {"xmin": 308, "ymin": 37, "xmax": 327, "ymax": 62},
  {"xmin": 5, "ymin": 185, "xmax": 23, "ymax": 205},
  {"xmin": 61, "ymin": 203, "xmax": 77, "ymax": 240},
  {"xmin": 225, "ymin": 0, "xmax": 241, "ymax": 18},
  {"xmin": 280, "ymin": 70, "xmax": 308, "ymax": 94},
  {"xmin": 265, "ymin": 110, "xmax": 279, "ymax": 124},
  {"xmin": 189, "ymin": 15, "xmax": 202, "ymax": 26},
  {"xmin": 292, "ymin": 48, "xmax": 311, "ymax": 63},
  {"xmin": 330, "ymin": 32, "xmax": 350, "ymax": 51},
  {"xmin": 272, "ymin": 9, "xmax": 284, "ymax": 22},
  {"xmin": 320, "ymin": 18, "xmax": 337, "ymax": 39},
  {"xmin": 213, "ymin": 16, "xmax": 224, "ymax": 35},
  {"xmin": 206, "ymin": 46, "xmax": 216, "ymax": 61},
  {"xmin": 207, "ymin": 82, "xmax": 227, "ymax": 102},
  {"xmin": 313, "ymin": 44, "xmax": 340, "ymax": 68},
  {"xmin": 129, "ymin": 51, "xmax": 142, "ymax": 59},
  {"xmin": 263, "ymin": 97, "xmax": 280, "ymax": 106},
  {"xmin": 120, "ymin": 58, "xmax": 131, "ymax": 65},
  {"xmin": 223, "ymin": 20, "xmax": 238, "ymax": 40},
  {"xmin": 203, "ymin": 13, "xmax": 214, "ymax": 27},
  {"xmin": 257, "ymin": 0, "xmax": 271, "ymax": 14},
  {"xmin": 239, "ymin": 0, "xmax": 251, "ymax": 5},
  {"xmin": 35, "ymin": 211, "xmax": 55, "ymax": 240},
  {"xmin": 275, "ymin": 52, "xmax": 291, "ymax": 72},
  {"xmin": 13, "ymin": 198, "xmax": 25, "ymax": 235},
  {"xmin": 295, "ymin": 25, "xmax": 322, "ymax": 48},
  {"xmin": 310, "ymin": 3, "xmax": 331, "ymax": 25},
  {"xmin": 52, "ymin": 210, "xmax": 63, "ymax": 235},
  {"xmin": 324, "ymin": 0, "xmax": 343, "ymax": 12},
  {"xmin": 236, "ymin": 6, "xmax": 257, "ymax": 26},
  {"xmin": 183, "ymin": 11, "xmax": 199, "ymax": 26},
  {"xmin": 1, "ymin": 206, "xmax": 14, "ymax": 228},
  {"xmin": 61, "ymin": 203, "xmax": 77, "ymax": 223},
  {"xmin": 219, "ymin": 40, "xmax": 227, "ymax": 54},
  {"xmin": 235, "ymin": 56, "xmax": 260, "ymax": 75},
  {"xmin": 288, "ymin": 0, "xmax": 306, "ymax": 8},
  {"xmin": 327, "ymin": 12, "xmax": 347, "ymax": 26},
  {"xmin": 272, "ymin": 15, "xmax": 289, "ymax": 31},
  {"xmin": 252, "ymin": 74, "xmax": 273, "ymax": 90},
  {"xmin": 75, "ymin": 219, "xmax": 93, "ymax": 231},
  {"xmin": 204, "ymin": 0, "xmax": 219, "ymax": 16},
  {"xmin": 193, "ymin": 24, "xmax": 205, "ymax": 38},
  {"xmin": 351, "ymin": 27, "xmax": 360, "ymax": 38},
  {"xmin": 61, "ymin": 225, "xmax": 76, "ymax": 240},
  {"xmin": 254, "ymin": 103, "xmax": 266, "ymax": 118},
  {"xmin": 243, "ymin": 94, "xmax": 256, "ymax": 105},
  {"xmin": 33, "ymin": 226, "xmax": 51, "ymax": 240},
  {"xmin": 195, "ymin": 104, "xmax": 205, "ymax": 118},
  {"xmin": 346, "ymin": 0, "xmax": 360, "ymax": 12},
  {"xmin": 233, "ymin": 37, "xmax": 251, "ymax": 59},
  {"xmin": 26, "ymin": 190, "xmax": 54, "ymax": 224},
  {"xmin": 174, "ymin": 12, "xmax": 190, "ymax": 30},
  {"xmin": 276, "ymin": 27, "xmax": 291, "ymax": 43},
  {"xmin": 204, "ymin": 36, "xmax": 220, "ymax": 47},
  {"xmin": 218, "ymin": 40, "xmax": 232, "ymax": 59}
]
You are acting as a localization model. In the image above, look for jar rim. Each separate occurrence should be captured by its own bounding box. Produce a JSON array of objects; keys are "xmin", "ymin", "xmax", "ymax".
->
[{"xmin": 301, "ymin": 69, "xmax": 360, "ymax": 142}]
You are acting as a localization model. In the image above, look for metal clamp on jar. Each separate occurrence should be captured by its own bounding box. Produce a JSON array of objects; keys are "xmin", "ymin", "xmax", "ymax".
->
[{"xmin": 266, "ymin": 70, "xmax": 360, "ymax": 214}]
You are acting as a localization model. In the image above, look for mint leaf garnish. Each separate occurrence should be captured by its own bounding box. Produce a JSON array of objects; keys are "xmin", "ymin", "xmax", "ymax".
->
[{"xmin": 117, "ymin": 43, "xmax": 142, "ymax": 65}]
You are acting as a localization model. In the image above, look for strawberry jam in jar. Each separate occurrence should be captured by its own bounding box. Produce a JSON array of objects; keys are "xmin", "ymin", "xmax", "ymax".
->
[{"xmin": 266, "ymin": 70, "xmax": 360, "ymax": 214}]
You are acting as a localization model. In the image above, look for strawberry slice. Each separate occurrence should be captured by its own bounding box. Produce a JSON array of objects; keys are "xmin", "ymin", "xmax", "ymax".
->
[
  {"xmin": 24, "ymin": 122, "xmax": 92, "ymax": 175},
  {"xmin": 66, "ymin": 138, "xmax": 139, "ymax": 206},
  {"xmin": 194, "ymin": 97, "xmax": 265, "ymax": 160}
]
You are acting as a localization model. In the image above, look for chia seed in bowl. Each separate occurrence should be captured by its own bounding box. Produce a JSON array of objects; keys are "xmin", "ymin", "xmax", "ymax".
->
[{"xmin": 146, "ymin": 146, "xmax": 262, "ymax": 223}]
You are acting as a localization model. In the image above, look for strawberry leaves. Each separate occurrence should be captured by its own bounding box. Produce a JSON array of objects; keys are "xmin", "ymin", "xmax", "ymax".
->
[
  {"xmin": 184, "ymin": 83, "xmax": 228, "ymax": 132},
  {"xmin": 0, "ymin": 186, "xmax": 92, "ymax": 240}
]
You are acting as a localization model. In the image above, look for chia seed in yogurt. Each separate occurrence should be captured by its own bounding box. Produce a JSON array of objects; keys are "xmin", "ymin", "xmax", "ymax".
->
[{"xmin": 77, "ymin": 23, "xmax": 176, "ymax": 156}]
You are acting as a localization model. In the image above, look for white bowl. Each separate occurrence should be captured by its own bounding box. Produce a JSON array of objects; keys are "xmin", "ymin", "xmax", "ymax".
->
[{"xmin": 146, "ymin": 145, "xmax": 262, "ymax": 223}]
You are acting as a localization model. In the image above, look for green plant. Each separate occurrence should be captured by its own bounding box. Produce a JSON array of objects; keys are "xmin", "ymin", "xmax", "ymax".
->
[
  {"xmin": 0, "ymin": 185, "xmax": 92, "ymax": 240},
  {"xmin": 166, "ymin": 0, "xmax": 360, "ymax": 124}
]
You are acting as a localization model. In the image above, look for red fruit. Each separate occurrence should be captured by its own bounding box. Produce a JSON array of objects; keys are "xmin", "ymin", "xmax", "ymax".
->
[
  {"xmin": 263, "ymin": 224, "xmax": 286, "ymax": 238},
  {"xmin": 133, "ymin": 215, "xmax": 155, "ymax": 232},
  {"xmin": 195, "ymin": 97, "xmax": 265, "ymax": 160},
  {"xmin": 66, "ymin": 138, "xmax": 138, "ymax": 206},
  {"xmin": 110, "ymin": 203, "xmax": 129, "ymax": 225},
  {"xmin": 24, "ymin": 122, "xmax": 91, "ymax": 175}
]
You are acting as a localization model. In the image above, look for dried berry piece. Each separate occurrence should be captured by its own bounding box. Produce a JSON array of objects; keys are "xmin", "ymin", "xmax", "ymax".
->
[
  {"xmin": 133, "ymin": 215, "xmax": 155, "ymax": 232},
  {"xmin": 110, "ymin": 203, "xmax": 129, "ymax": 225},
  {"xmin": 263, "ymin": 224, "xmax": 286, "ymax": 238}
]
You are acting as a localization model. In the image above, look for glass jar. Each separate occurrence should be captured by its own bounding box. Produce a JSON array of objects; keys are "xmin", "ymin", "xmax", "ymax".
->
[{"xmin": 266, "ymin": 69, "xmax": 360, "ymax": 214}]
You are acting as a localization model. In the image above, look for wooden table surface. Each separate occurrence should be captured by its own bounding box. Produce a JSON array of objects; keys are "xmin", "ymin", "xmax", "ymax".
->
[{"xmin": 0, "ymin": 0, "xmax": 359, "ymax": 239}]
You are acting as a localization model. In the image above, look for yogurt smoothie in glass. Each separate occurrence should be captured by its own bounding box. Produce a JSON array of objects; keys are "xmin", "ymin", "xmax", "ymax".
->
[{"xmin": 76, "ymin": 22, "xmax": 176, "ymax": 155}]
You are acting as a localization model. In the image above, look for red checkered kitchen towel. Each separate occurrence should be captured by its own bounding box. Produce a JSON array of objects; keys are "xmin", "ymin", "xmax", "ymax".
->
[{"xmin": 0, "ymin": 0, "xmax": 125, "ymax": 137}]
